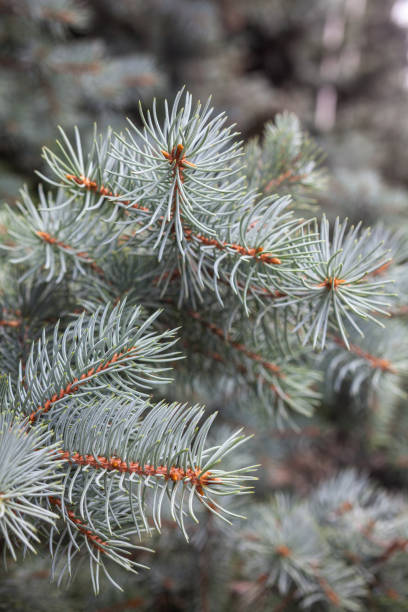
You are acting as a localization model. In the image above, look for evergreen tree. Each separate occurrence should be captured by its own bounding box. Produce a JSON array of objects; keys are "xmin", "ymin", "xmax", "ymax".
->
[{"xmin": 1, "ymin": 87, "xmax": 408, "ymax": 611}]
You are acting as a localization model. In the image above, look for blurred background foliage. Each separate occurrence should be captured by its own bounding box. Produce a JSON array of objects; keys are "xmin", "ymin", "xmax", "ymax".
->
[{"xmin": 1, "ymin": 0, "xmax": 408, "ymax": 205}]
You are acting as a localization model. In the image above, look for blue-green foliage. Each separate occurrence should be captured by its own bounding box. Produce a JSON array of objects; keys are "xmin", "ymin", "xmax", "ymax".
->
[{"xmin": 0, "ymin": 89, "xmax": 406, "ymax": 606}]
